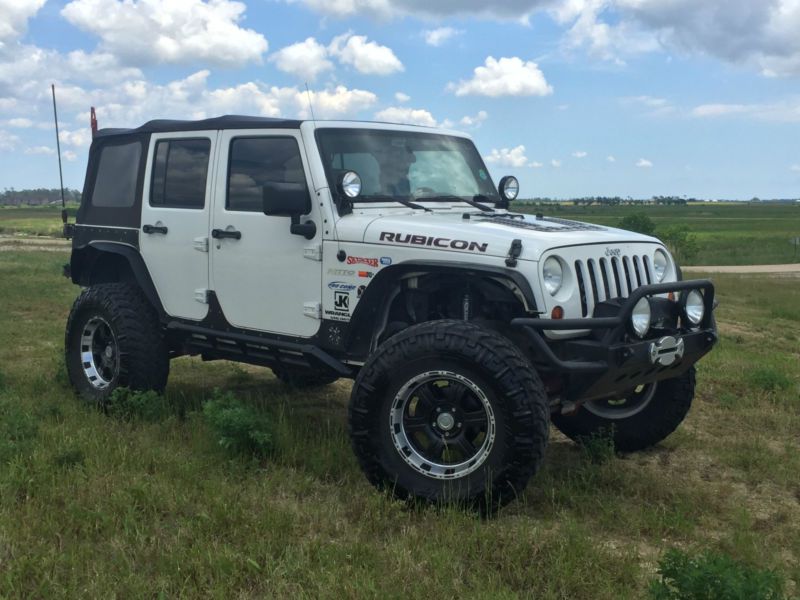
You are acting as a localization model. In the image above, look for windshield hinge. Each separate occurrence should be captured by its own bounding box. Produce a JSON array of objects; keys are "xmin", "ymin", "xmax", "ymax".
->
[
  {"xmin": 194, "ymin": 288, "xmax": 210, "ymax": 304},
  {"xmin": 304, "ymin": 243, "xmax": 323, "ymax": 261},
  {"xmin": 506, "ymin": 238, "xmax": 523, "ymax": 268}
]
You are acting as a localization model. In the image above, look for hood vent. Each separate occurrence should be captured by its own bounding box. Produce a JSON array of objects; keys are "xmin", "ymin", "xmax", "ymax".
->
[{"xmin": 479, "ymin": 215, "xmax": 604, "ymax": 233}]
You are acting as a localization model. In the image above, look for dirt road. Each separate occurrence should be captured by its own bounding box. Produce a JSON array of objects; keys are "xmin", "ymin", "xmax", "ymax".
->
[{"xmin": 682, "ymin": 264, "xmax": 800, "ymax": 274}]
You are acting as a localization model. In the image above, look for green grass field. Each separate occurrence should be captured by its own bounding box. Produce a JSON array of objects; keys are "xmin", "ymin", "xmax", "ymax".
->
[
  {"xmin": 0, "ymin": 249, "xmax": 798, "ymax": 597},
  {"xmin": 3, "ymin": 202, "xmax": 799, "ymax": 265},
  {"xmin": 516, "ymin": 203, "xmax": 800, "ymax": 266}
]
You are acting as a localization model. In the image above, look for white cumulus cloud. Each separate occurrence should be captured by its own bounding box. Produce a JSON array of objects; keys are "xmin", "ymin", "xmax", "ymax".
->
[
  {"xmin": 607, "ymin": 155, "xmax": 616, "ymax": 162},
  {"xmin": 424, "ymin": 27, "xmax": 463, "ymax": 46},
  {"xmin": 270, "ymin": 37, "xmax": 333, "ymax": 82},
  {"xmin": 636, "ymin": 158, "xmax": 653, "ymax": 168},
  {"xmin": 459, "ymin": 110, "xmax": 488, "ymax": 127},
  {"xmin": 0, "ymin": 0, "xmax": 45, "ymax": 44},
  {"xmin": 329, "ymin": 32, "xmax": 404, "ymax": 75},
  {"xmin": 61, "ymin": 0, "xmax": 268, "ymax": 67},
  {"xmin": 374, "ymin": 106, "xmax": 437, "ymax": 127},
  {"xmin": 394, "ymin": 92, "xmax": 411, "ymax": 103},
  {"xmin": 0, "ymin": 129, "xmax": 19, "ymax": 151},
  {"xmin": 24, "ymin": 145, "xmax": 54, "ymax": 155},
  {"xmin": 449, "ymin": 56, "xmax": 553, "ymax": 97},
  {"xmin": 485, "ymin": 145, "xmax": 528, "ymax": 168},
  {"xmin": 529, "ymin": 161, "xmax": 544, "ymax": 168},
  {"xmin": 572, "ymin": 150, "xmax": 588, "ymax": 158},
  {"xmin": 551, "ymin": 159, "xmax": 562, "ymax": 167}
]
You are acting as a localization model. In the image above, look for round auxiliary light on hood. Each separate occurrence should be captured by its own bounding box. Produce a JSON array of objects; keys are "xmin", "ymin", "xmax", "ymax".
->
[
  {"xmin": 498, "ymin": 176, "xmax": 519, "ymax": 202},
  {"xmin": 338, "ymin": 171, "xmax": 362, "ymax": 199}
]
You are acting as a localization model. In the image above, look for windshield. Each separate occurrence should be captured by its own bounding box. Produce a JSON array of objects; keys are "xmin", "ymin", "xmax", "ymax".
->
[{"xmin": 316, "ymin": 128, "xmax": 500, "ymax": 205}]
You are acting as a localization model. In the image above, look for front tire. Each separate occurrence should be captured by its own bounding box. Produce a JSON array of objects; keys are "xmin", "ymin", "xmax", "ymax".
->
[
  {"xmin": 552, "ymin": 368, "xmax": 695, "ymax": 452},
  {"xmin": 65, "ymin": 283, "xmax": 169, "ymax": 406},
  {"xmin": 349, "ymin": 320, "xmax": 549, "ymax": 511}
]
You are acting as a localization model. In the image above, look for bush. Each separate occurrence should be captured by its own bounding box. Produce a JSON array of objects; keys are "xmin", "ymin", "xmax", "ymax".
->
[
  {"xmin": 659, "ymin": 225, "xmax": 699, "ymax": 263},
  {"xmin": 202, "ymin": 390, "xmax": 275, "ymax": 458},
  {"xmin": 746, "ymin": 367, "xmax": 793, "ymax": 393},
  {"xmin": 649, "ymin": 548, "xmax": 785, "ymax": 600},
  {"xmin": 108, "ymin": 388, "xmax": 171, "ymax": 422},
  {"xmin": 619, "ymin": 213, "xmax": 657, "ymax": 236},
  {"xmin": 579, "ymin": 428, "xmax": 616, "ymax": 464}
]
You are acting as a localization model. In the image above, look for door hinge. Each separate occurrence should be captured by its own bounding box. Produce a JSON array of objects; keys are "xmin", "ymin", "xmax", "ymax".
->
[
  {"xmin": 193, "ymin": 237, "xmax": 209, "ymax": 253},
  {"xmin": 303, "ymin": 301, "xmax": 322, "ymax": 319},
  {"xmin": 194, "ymin": 289, "xmax": 210, "ymax": 304},
  {"xmin": 303, "ymin": 243, "xmax": 323, "ymax": 262}
]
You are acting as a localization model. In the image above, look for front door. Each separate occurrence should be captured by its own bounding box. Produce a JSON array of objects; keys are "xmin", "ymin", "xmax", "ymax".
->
[
  {"xmin": 210, "ymin": 130, "xmax": 322, "ymax": 337},
  {"xmin": 140, "ymin": 132, "xmax": 216, "ymax": 321}
]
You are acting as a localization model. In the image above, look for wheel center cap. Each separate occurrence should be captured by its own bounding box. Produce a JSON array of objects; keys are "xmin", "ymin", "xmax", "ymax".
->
[
  {"xmin": 436, "ymin": 412, "xmax": 455, "ymax": 431},
  {"xmin": 105, "ymin": 346, "xmax": 114, "ymax": 358}
]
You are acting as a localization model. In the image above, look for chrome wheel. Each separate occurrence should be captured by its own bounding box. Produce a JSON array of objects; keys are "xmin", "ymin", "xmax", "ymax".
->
[
  {"xmin": 584, "ymin": 383, "xmax": 657, "ymax": 420},
  {"xmin": 389, "ymin": 371, "xmax": 496, "ymax": 480},
  {"xmin": 80, "ymin": 316, "xmax": 119, "ymax": 389}
]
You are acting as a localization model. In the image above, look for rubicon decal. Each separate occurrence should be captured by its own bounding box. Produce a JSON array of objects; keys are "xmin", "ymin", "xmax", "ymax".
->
[
  {"xmin": 347, "ymin": 256, "xmax": 379, "ymax": 267},
  {"xmin": 379, "ymin": 232, "xmax": 488, "ymax": 253}
]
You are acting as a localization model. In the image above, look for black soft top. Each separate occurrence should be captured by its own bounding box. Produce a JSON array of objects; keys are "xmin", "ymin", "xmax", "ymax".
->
[{"xmin": 95, "ymin": 115, "xmax": 303, "ymax": 138}]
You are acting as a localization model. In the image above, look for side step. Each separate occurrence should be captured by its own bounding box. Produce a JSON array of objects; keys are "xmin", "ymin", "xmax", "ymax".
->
[{"xmin": 166, "ymin": 322, "xmax": 353, "ymax": 377}]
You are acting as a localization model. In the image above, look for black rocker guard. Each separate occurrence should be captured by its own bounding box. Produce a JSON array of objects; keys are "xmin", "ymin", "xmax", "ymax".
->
[{"xmin": 511, "ymin": 280, "xmax": 718, "ymax": 402}]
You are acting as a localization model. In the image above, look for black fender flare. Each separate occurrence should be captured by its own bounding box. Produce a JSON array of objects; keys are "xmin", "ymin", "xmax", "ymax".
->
[
  {"xmin": 70, "ymin": 241, "xmax": 165, "ymax": 316},
  {"xmin": 345, "ymin": 260, "xmax": 539, "ymax": 354}
]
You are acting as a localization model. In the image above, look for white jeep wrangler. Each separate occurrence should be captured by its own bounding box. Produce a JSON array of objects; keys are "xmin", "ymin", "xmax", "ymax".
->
[{"xmin": 64, "ymin": 116, "xmax": 717, "ymax": 509}]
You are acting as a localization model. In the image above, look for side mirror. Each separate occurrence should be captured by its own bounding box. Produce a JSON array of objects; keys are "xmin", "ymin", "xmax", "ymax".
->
[
  {"xmin": 262, "ymin": 182, "xmax": 316, "ymax": 240},
  {"xmin": 498, "ymin": 176, "xmax": 519, "ymax": 208}
]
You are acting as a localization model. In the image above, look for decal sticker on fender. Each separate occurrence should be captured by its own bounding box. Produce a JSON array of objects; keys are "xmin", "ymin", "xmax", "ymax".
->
[
  {"xmin": 329, "ymin": 281, "xmax": 357, "ymax": 291},
  {"xmin": 347, "ymin": 256, "xmax": 379, "ymax": 267},
  {"xmin": 379, "ymin": 232, "xmax": 488, "ymax": 253}
]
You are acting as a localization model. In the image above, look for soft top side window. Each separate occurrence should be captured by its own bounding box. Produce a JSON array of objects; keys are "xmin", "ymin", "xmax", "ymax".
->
[{"xmin": 92, "ymin": 141, "xmax": 142, "ymax": 208}]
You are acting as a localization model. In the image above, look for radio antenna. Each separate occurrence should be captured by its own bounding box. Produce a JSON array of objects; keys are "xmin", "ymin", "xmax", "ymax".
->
[
  {"xmin": 304, "ymin": 83, "xmax": 317, "ymax": 123},
  {"xmin": 51, "ymin": 84, "xmax": 67, "ymax": 228}
]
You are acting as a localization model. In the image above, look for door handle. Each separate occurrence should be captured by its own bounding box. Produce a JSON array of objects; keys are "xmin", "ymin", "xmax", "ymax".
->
[
  {"xmin": 211, "ymin": 228, "xmax": 242, "ymax": 240},
  {"xmin": 142, "ymin": 224, "xmax": 168, "ymax": 235}
]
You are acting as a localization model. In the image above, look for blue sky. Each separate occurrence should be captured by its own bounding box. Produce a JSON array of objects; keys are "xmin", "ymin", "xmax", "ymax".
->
[{"xmin": 1, "ymin": 0, "xmax": 799, "ymax": 199}]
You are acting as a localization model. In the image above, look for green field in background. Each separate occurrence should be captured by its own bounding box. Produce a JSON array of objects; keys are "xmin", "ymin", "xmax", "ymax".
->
[{"xmin": 2, "ymin": 202, "xmax": 800, "ymax": 265}]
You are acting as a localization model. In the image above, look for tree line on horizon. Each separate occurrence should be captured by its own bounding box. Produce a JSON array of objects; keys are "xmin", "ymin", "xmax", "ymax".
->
[{"xmin": 0, "ymin": 188, "xmax": 82, "ymax": 206}]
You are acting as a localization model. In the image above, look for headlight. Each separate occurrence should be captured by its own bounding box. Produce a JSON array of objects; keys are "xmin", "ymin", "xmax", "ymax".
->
[
  {"xmin": 653, "ymin": 249, "xmax": 668, "ymax": 282},
  {"xmin": 631, "ymin": 297, "xmax": 652, "ymax": 338},
  {"xmin": 684, "ymin": 290, "xmax": 705, "ymax": 326},
  {"xmin": 542, "ymin": 257, "xmax": 563, "ymax": 296}
]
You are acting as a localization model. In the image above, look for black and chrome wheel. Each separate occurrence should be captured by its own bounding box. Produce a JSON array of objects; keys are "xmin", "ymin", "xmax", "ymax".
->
[
  {"xmin": 79, "ymin": 316, "xmax": 119, "ymax": 390},
  {"xmin": 389, "ymin": 371, "xmax": 496, "ymax": 480},
  {"xmin": 349, "ymin": 320, "xmax": 549, "ymax": 511},
  {"xmin": 552, "ymin": 368, "xmax": 696, "ymax": 452},
  {"xmin": 65, "ymin": 283, "xmax": 169, "ymax": 406}
]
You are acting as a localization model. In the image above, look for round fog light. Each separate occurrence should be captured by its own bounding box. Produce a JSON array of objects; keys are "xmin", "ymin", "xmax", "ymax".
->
[
  {"xmin": 684, "ymin": 290, "xmax": 705, "ymax": 326},
  {"xmin": 631, "ymin": 297, "xmax": 652, "ymax": 338}
]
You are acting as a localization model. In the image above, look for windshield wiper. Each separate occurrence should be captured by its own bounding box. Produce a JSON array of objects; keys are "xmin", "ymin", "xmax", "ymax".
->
[
  {"xmin": 416, "ymin": 194, "xmax": 496, "ymax": 212},
  {"xmin": 359, "ymin": 195, "xmax": 432, "ymax": 212}
]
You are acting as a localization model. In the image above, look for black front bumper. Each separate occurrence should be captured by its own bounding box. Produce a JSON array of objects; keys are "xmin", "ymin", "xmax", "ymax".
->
[{"xmin": 511, "ymin": 280, "xmax": 718, "ymax": 402}]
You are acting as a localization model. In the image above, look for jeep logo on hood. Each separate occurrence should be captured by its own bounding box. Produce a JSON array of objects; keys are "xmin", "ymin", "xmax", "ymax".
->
[{"xmin": 380, "ymin": 232, "xmax": 488, "ymax": 253}]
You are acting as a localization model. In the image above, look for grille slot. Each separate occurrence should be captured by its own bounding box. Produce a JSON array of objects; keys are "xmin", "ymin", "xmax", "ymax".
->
[{"xmin": 572, "ymin": 250, "xmax": 653, "ymax": 316}]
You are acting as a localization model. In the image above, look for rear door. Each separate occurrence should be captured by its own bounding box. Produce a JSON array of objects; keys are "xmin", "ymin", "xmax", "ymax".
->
[
  {"xmin": 140, "ymin": 132, "xmax": 217, "ymax": 320},
  {"xmin": 210, "ymin": 130, "xmax": 322, "ymax": 337}
]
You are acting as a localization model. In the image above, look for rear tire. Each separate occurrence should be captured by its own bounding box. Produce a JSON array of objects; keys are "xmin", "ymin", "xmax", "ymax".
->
[
  {"xmin": 349, "ymin": 320, "xmax": 549, "ymax": 511},
  {"xmin": 65, "ymin": 283, "xmax": 169, "ymax": 407},
  {"xmin": 552, "ymin": 368, "xmax": 695, "ymax": 452}
]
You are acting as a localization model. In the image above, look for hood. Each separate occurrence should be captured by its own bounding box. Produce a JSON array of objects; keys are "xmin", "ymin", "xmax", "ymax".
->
[{"xmin": 336, "ymin": 209, "xmax": 661, "ymax": 262}]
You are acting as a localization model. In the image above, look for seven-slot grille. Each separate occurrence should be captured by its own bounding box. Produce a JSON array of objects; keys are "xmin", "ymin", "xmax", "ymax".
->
[{"xmin": 574, "ymin": 253, "xmax": 655, "ymax": 317}]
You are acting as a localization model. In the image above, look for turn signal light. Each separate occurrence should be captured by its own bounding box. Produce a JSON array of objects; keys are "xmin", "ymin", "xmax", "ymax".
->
[{"xmin": 551, "ymin": 306, "xmax": 564, "ymax": 319}]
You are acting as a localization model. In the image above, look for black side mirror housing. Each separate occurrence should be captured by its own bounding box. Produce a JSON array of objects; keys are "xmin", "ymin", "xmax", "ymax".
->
[{"xmin": 262, "ymin": 183, "xmax": 316, "ymax": 240}]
